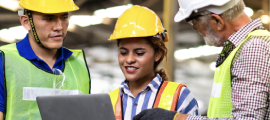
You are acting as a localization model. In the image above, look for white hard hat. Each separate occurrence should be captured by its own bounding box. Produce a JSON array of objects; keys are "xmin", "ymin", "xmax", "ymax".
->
[{"xmin": 174, "ymin": 0, "xmax": 240, "ymax": 22}]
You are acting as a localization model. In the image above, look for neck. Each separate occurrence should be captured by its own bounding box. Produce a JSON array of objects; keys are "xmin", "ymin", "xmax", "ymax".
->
[
  {"xmin": 128, "ymin": 73, "xmax": 155, "ymax": 97},
  {"xmin": 223, "ymin": 13, "xmax": 252, "ymax": 40},
  {"xmin": 28, "ymin": 35, "xmax": 59, "ymax": 69}
]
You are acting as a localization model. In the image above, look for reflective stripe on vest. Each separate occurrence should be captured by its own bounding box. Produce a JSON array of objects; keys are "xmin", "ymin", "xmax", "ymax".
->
[
  {"xmin": 207, "ymin": 30, "xmax": 270, "ymax": 118},
  {"xmin": 0, "ymin": 43, "xmax": 91, "ymax": 120},
  {"xmin": 109, "ymin": 81, "xmax": 186, "ymax": 120}
]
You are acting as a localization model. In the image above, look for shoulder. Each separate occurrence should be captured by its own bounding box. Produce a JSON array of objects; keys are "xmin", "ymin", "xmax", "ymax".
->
[
  {"xmin": 176, "ymin": 86, "xmax": 199, "ymax": 115},
  {"xmin": 237, "ymin": 34, "xmax": 270, "ymax": 60},
  {"xmin": 179, "ymin": 87, "xmax": 192, "ymax": 98},
  {"xmin": 243, "ymin": 33, "xmax": 270, "ymax": 51}
]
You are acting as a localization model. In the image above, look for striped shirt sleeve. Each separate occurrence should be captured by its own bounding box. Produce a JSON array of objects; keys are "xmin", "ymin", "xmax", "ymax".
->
[{"xmin": 176, "ymin": 87, "xmax": 199, "ymax": 115}]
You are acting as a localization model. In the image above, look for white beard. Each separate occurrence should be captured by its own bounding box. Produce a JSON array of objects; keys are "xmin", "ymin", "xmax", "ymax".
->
[{"xmin": 203, "ymin": 25, "xmax": 223, "ymax": 47}]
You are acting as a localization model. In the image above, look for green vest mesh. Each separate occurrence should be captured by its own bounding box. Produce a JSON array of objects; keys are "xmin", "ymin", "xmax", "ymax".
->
[
  {"xmin": 0, "ymin": 43, "xmax": 90, "ymax": 120},
  {"xmin": 207, "ymin": 30, "xmax": 270, "ymax": 118}
]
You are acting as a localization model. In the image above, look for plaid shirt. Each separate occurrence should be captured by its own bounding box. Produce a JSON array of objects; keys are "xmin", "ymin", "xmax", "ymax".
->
[{"xmin": 188, "ymin": 18, "xmax": 270, "ymax": 120}]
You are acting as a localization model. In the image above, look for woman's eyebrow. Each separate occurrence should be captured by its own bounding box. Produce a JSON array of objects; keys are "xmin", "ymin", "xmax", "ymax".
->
[
  {"xmin": 134, "ymin": 48, "xmax": 145, "ymax": 51},
  {"xmin": 119, "ymin": 47, "xmax": 127, "ymax": 50}
]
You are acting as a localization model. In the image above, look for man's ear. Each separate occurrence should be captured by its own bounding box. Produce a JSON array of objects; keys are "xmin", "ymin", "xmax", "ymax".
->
[
  {"xmin": 210, "ymin": 14, "xmax": 225, "ymax": 31},
  {"xmin": 154, "ymin": 50, "xmax": 162, "ymax": 62},
  {"xmin": 20, "ymin": 15, "xmax": 31, "ymax": 31}
]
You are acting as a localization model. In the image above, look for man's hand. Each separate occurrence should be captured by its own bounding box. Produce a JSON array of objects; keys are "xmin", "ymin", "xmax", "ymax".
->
[{"xmin": 133, "ymin": 108, "xmax": 178, "ymax": 120}]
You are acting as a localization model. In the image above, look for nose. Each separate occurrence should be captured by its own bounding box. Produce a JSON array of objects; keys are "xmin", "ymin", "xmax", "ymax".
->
[
  {"xmin": 53, "ymin": 18, "xmax": 63, "ymax": 31},
  {"xmin": 126, "ymin": 53, "xmax": 135, "ymax": 65}
]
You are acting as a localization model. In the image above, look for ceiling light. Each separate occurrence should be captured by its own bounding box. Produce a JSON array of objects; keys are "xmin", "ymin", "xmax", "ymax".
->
[
  {"xmin": 0, "ymin": 29, "xmax": 16, "ymax": 43},
  {"xmin": 0, "ymin": 0, "xmax": 22, "ymax": 11},
  {"xmin": 174, "ymin": 45, "xmax": 223, "ymax": 61},
  {"xmin": 261, "ymin": 15, "xmax": 270, "ymax": 24},
  {"xmin": 0, "ymin": 25, "xmax": 27, "ymax": 43},
  {"xmin": 244, "ymin": 7, "xmax": 254, "ymax": 17},
  {"xmin": 69, "ymin": 15, "xmax": 103, "ymax": 27},
  {"xmin": 94, "ymin": 4, "xmax": 133, "ymax": 18},
  {"xmin": 69, "ymin": 4, "xmax": 133, "ymax": 27}
]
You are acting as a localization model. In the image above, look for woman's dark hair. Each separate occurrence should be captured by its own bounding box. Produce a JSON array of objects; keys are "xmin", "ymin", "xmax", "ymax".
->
[{"xmin": 117, "ymin": 36, "xmax": 168, "ymax": 81}]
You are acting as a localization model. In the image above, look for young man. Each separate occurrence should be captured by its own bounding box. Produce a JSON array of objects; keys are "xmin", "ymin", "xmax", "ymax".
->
[
  {"xmin": 133, "ymin": 0, "xmax": 270, "ymax": 119},
  {"xmin": 0, "ymin": 0, "xmax": 90, "ymax": 119}
]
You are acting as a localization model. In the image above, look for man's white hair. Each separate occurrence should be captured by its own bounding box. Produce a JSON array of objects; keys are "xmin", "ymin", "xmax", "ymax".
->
[{"xmin": 200, "ymin": 0, "xmax": 246, "ymax": 23}]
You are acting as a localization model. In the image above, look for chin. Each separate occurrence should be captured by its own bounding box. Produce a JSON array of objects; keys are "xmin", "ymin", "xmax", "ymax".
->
[
  {"xmin": 124, "ymin": 74, "xmax": 139, "ymax": 82},
  {"xmin": 125, "ymin": 76, "xmax": 136, "ymax": 82},
  {"xmin": 47, "ymin": 43, "xmax": 63, "ymax": 49},
  {"xmin": 44, "ymin": 45, "xmax": 62, "ymax": 49}
]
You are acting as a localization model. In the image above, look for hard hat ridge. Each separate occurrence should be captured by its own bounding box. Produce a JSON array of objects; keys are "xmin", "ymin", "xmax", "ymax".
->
[
  {"xmin": 19, "ymin": 0, "xmax": 79, "ymax": 14},
  {"xmin": 109, "ymin": 5, "xmax": 169, "ymax": 42}
]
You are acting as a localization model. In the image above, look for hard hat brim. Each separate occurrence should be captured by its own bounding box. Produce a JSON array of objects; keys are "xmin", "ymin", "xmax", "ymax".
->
[
  {"xmin": 174, "ymin": 0, "xmax": 238, "ymax": 22},
  {"xmin": 174, "ymin": 11, "xmax": 185, "ymax": 22}
]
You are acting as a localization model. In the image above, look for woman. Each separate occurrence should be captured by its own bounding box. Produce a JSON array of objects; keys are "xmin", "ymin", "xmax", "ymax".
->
[{"xmin": 108, "ymin": 5, "xmax": 199, "ymax": 120}]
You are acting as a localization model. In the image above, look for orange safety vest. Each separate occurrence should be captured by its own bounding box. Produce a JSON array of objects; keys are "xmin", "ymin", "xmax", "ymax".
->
[{"xmin": 109, "ymin": 81, "xmax": 186, "ymax": 120}]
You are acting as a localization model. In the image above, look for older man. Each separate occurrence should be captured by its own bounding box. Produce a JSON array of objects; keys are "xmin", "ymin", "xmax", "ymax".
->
[{"xmin": 133, "ymin": 0, "xmax": 270, "ymax": 119}]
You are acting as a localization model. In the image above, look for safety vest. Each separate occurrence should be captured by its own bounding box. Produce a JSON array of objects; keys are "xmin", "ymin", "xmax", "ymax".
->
[
  {"xmin": 109, "ymin": 81, "xmax": 186, "ymax": 120},
  {"xmin": 207, "ymin": 30, "xmax": 270, "ymax": 118},
  {"xmin": 0, "ymin": 43, "xmax": 91, "ymax": 120}
]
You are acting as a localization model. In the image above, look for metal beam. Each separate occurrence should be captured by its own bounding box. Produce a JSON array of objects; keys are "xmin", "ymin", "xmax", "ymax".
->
[
  {"xmin": 109, "ymin": 0, "xmax": 123, "ymax": 5},
  {"xmin": 162, "ymin": 0, "xmax": 177, "ymax": 81},
  {"xmin": 262, "ymin": 0, "xmax": 270, "ymax": 29},
  {"xmin": 0, "ymin": 14, "xmax": 19, "ymax": 22},
  {"xmin": 141, "ymin": 0, "xmax": 160, "ymax": 7},
  {"xmin": 262, "ymin": 0, "xmax": 269, "ymax": 15},
  {"xmin": 74, "ymin": 0, "xmax": 87, "ymax": 7}
]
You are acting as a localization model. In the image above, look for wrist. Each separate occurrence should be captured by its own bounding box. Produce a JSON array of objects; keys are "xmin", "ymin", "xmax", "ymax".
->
[{"xmin": 175, "ymin": 113, "xmax": 189, "ymax": 120}]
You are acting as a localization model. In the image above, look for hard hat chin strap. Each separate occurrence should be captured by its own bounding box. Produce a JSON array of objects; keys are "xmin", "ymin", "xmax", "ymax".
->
[{"xmin": 25, "ymin": 9, "xmax": 48, "ymax": 49}]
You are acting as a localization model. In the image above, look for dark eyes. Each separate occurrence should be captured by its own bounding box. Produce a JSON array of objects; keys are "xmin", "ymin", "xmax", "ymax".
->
[
  {"xmin": 120, "ymin": 52, "xmax": 127, "ymax": 55},
  {"xmin": 43, "ymin": 16, "xmax": 68, "ymax": 21},
  {"xmin": 136, "ymin": 53, "xmax": 145, "ymax": 56},
  {"xmin": 43, "ymin": 17, "xmax": 53, "ymax": 21},
  {"xmin": 62, "ymin": 16, "xmax": 68, "ymax": 20},
  {"xmin": 119, "ymin": 51, "xmax": 145, "ymax": 56}
]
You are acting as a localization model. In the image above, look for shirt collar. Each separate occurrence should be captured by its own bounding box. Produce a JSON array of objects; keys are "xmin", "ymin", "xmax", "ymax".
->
[
  {"xmin": 17, "ymin": 33, "xmax": 73, "ymax": 61},
  {"xmin": 228, "ymin": 18, "xmax": 264, "ymax": 47},
  {"xmin": 120, "ymin": 74, "xmax": 163, "ymax": 97}
]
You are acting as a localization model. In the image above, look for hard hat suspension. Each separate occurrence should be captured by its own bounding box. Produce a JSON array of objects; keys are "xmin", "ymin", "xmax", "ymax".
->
[{"xmin": 25, "ymin": 9, "xmax": 47, "ymax": 49}]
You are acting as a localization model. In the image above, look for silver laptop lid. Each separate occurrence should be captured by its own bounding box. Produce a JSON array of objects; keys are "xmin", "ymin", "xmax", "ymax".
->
[{"xmin": 37, "ymin": 94, "xmax": 116, "ymax": 120}]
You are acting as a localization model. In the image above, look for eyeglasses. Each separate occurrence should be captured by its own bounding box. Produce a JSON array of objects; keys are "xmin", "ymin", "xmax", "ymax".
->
[
  {"xmin": 185, "ymin": 14, "xmax": 204, "ymax": 26},
  {"xmin": 185, "ymin": 12, "xmax": 212, "ymax": 26}
]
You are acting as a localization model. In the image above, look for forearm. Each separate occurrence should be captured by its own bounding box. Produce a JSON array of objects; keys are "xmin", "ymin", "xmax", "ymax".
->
[
  {"xmin": 186, "ymin": 115, "xmax": 233, "ymax": 120},
  {"xmin": 0, "ymin": 111, "xmax": 3, "ymax": 120}
]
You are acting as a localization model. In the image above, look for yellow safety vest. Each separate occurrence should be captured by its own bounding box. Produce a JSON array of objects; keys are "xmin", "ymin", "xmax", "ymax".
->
[
  {"xmin": 207, "ymin": 30, "xmax": 270, "ymax": 118},
  {"xmin": 0, "ymin": 43, "xmax": 91, "ymax": 120},
  {"xmin": 109, "ymin": 81, "xmax": 186, "ymax": 120}
]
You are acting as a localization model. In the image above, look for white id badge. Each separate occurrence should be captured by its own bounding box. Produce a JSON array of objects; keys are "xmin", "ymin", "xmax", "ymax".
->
[{"xmin": 23, "ymin": 87, "xmax": 82, "ymax": 101}]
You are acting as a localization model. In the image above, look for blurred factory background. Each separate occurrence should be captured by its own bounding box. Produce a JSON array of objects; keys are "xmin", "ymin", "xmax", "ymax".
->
[{"xmin": 0, "ymin": 0, "xmax": 269, "ymax": 115}]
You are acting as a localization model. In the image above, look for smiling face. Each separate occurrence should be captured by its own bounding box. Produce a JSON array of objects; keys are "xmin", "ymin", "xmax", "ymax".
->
[
  {"xmin": 31, "ymin": 12, "xmax": 69, "ymax": 49},
  {"xmin": 118, "ymin": 37, "xmax": 160, "ymax": 83}
]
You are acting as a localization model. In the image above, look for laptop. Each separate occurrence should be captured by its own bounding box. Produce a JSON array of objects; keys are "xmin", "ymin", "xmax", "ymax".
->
[{"xmin": 37, "ymin": 94, "xmax": 116, "ymax": 120}]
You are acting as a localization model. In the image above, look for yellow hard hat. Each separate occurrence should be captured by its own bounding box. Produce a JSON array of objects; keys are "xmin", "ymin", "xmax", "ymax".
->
[
  {"xmin": 108, "ymin": 5, "xmax": 168, "ymax": 42},
  {"xmin": 19, "ymin": 0, "xmax": 79, "ymax": 13}
]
